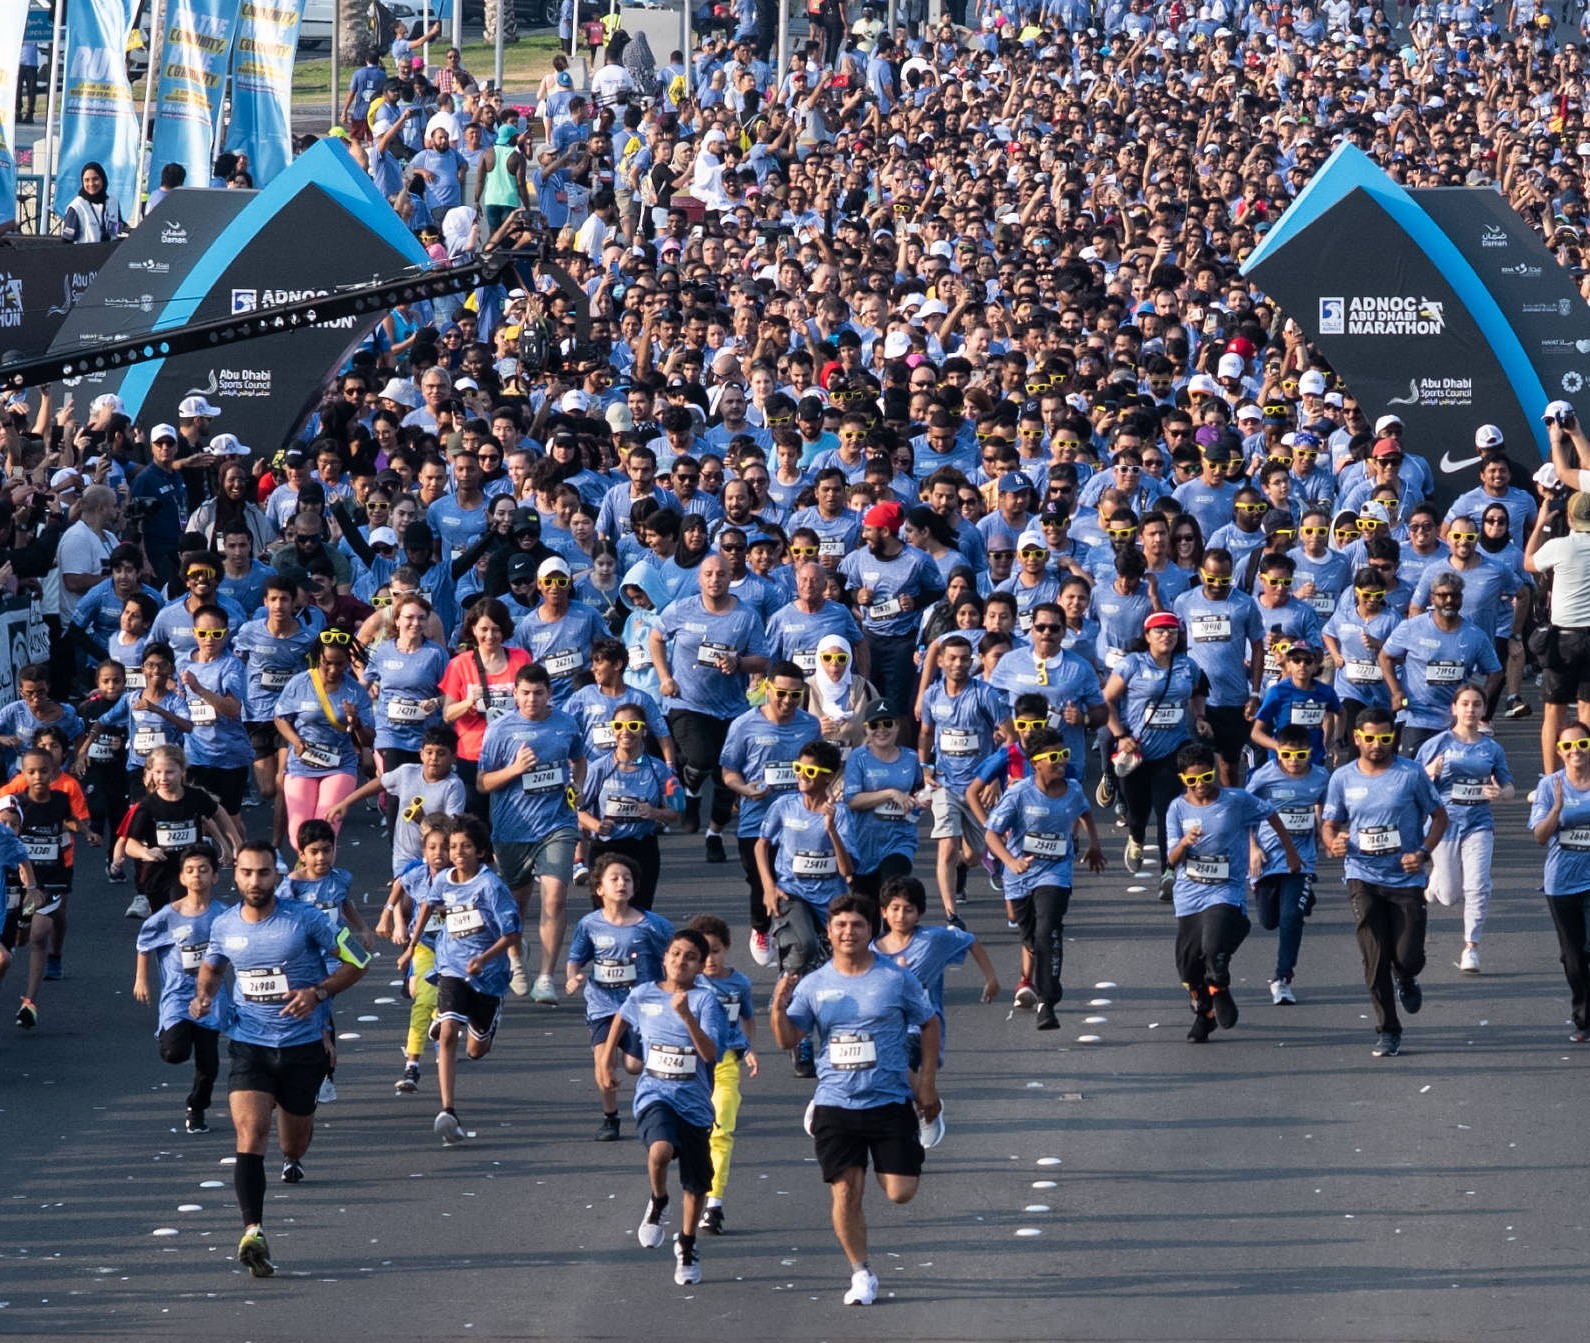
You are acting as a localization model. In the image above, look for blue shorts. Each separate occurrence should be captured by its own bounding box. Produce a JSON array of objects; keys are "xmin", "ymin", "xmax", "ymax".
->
[
  {"xmin": 635, "ymin": 1103, "xmax": 713, "ymax": 1194},
  {"xmin": 588, "ymin": 1014, "xmax": 640, "ymax": 1057}
]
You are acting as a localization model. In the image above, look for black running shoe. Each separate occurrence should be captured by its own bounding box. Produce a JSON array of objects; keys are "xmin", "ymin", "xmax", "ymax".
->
[
  {"xmin": 1396, "ymin": 977, "xmax": 1422, "ymax": 1015},
  {"xmin": 698, "ymin": 1205, "xmax": 724, "ymax": 1236},
  {"xmin": 1211, "ymin": 988, "xmax": 1239, "ymax": 1030},
  {"xmin": 281, "ymin": 1159, "xmax": 305, "ymax": 1184}
]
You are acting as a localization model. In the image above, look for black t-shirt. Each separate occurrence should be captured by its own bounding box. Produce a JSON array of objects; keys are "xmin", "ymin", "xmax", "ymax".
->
[
  {"xmin": 17, "ymin": 790, "xmax": 74, "ymax": 890},
  {"xmin": 126, "ymin": 789, "xmax": 219, "ymax": 902}
]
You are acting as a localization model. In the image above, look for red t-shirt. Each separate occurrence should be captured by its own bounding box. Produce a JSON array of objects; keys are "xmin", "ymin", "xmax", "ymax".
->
[{"xmin": 438, "ymin": 647, "xmax": 531, "ymax": 761}]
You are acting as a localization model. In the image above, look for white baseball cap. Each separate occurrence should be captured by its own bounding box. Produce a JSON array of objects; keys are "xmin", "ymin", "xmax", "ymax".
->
[
  {"xmin": 1235, "ymin": 402, "xmax": 1263, "ymax": 423},
  {"xmin": 538, "ymin": 556, "xmax": 572, "ymax": 580},
  {"xmin": 91, "ymin": 393, "xmax": 126, "ymax": 415},
  {"xmin": 1298, "ymin": 370, "xmax": 1327, "ymax": 395},
  {"xmin": 149, "ymin": 422, "xmax": 179, "ymax": 443},
  {"xmin": 882, "ymin": 331, "xmax": 911, "ymax": 359},
  {"xmin": 178, "ymin": 395, "xmax": 221, "ymax": 418},
  {"xmin": 1217, "ymin": 352, "xmax": 1246, "ymax": 381},
  {"xmin": 1373, "ymin": 413, "xmax": 1404, "ymax": 435},
  {"xmin": 368, "ymin": 527, "xmax": 400, "ymax": 548},
  {"xmin": 209, "ymin": 432, "xmax": 248, "ymax": 456},
  {"xmin": 1474, "ymin": 423, "xmax": 1504, "ymax": 449},
  {"xmin": 379, "ymin": 377, "xmax": 421, "ymax": 409},
  {"xmin": 560, "ymin": 390, "xmax": 591, "ymax": 414}
]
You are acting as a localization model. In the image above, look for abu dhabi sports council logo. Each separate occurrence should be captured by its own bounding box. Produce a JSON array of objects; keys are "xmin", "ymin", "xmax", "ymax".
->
[
  {"xmin": 1386, "ymin": 376, "xmax": 1472, "ymax": 408},
  {"xmin": 231, "ymin": 288, "xmax": 258, "ymax": 315},
  {"xmin": 185, "ymin": 371, "xmax": 220, "ymax": 399},
  {"xmin": 1319, "ymin": 297, "xmax": 1344, "ymax": 334}
]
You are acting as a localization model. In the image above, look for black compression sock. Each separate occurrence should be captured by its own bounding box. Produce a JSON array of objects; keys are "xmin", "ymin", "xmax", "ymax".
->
[
  {"xmin": 678, "ymin": 1232, "xmax": 696, "ymax": 1250},
  {"xmin": 235, "ymin": 1152, "xmax": 266, "ymax": 1226}
]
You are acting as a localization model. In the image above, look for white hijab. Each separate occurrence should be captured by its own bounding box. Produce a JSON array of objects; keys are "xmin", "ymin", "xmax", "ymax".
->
[{"xmin": 813, "ymin": 634, "xmax": 853, "ymax": 717}]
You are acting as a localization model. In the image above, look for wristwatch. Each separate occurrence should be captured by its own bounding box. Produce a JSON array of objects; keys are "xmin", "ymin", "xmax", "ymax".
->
[
  {"xmin": 313, "ymin": 985, "xmax": 331, "ymax": 1003},
  {"xmin": 1416, "ymin": 847, "xmax": 1432, "ymax": 863}
]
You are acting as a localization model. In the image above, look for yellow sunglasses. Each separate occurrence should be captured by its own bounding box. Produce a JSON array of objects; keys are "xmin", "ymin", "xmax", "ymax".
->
[
  {"xmin": 1030, "ymin": 747, "xmax": 1071, "ymax": 763},
  {"xmin": 610, "ymin": 719, "xmax": 646, "ymax": 732},
  {"xmin": 1357, "ymin": 730, "xmax": 1396, "ymax": 745},
  {"xmin": 372, "ymin": 593, "xmax": 393, "ymax": 607},
  {"xmin": 541, "ymin": 574, "xmax": 571, "ymax": 588},
  {"xmin": 1277, "ymin": 748, "xmax": 1313, "ymax": 762},
  {"xmin": 793, "ymin": 762, "xmax": 833, "ymax": 778},
  {"xmin": 789, "ymin": 546, "xmax": 819, "ymax": 558},
  {"xmin": 193, "ymin": 628, "xmax": 227, "ymax": 641},
  {"xmin": 319, "ymin": 630, "xmax": 351, "ymax": 645},
  {"xmin": 1448, "ymin": 531, "xmax": 1478, "ymax": 542},
  {"xmin": 819, "ymin": 651, "xmax": 850, "ymax": 665},
  {"xmin": 402, "ymin": 796, "xmax": 425, "ymax": 822},
  {"xmin": 1558, "ymin": 738, "xmax": 1590, "ymax": 752},
  {"xmin": 1354, "ymin": 586, "xmax": 1386, "ymax": 597},
  {"xmin": 1180, "ymin": 769, "xmax": 1217, "ymax": 786},
  {"xmin": 1013, "ymin": 717, "xmax": 1049, "ymax": 732},
  {"xmin": 1200, "ymin": 572, "xmax": 1233, "ymax": 587},
  {"xmin": 1299, "ymin": 526, "xmax": 1329, "ymax": 537}
]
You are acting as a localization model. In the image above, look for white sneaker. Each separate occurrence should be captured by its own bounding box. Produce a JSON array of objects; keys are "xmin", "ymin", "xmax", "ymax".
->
[
  {"xmin": 637, "ymin": 1196, "xmax": 668, "ymax": 1249},
  {"xmin": 748, "ymin": 930, "xmax": 775, "ymax": 968},
  {"xmin": 844, "ymin": 1267, "xmax": 879, "ymax": 1306},
  {"xmin": 434, "ymin": 1110, "xmax": 465, "ymax": 1145},
  {"xmin": 1123, "ymin": 838, "xmax": 1143, "ymax": 876},
  {"xmin": 317, "ymin": 1077, "xmax": 337, "ymax": 1104},
  {"xmin": 572, "ymin": 861, "xmax": 589, "ymax": 887},
  {"xmin": 1459, "ymin": 945, "xmax": 1481, "ymax": 974},
  {"xmin": 1270, "ymin": 978, "xmax": 1296, "ymax": 1005},
  {"xmin": 530, "ymin": 974, "xmax": 559, "ymax": 1005},
  {"xmin": 508, "ymin": 964, "xmax": 529, "ymax": 997},
  {"xmin": 124, "ymin": 893, "xmax": 151, "ymax": 919},
  {"xmin": 673, "ymin": 1234, "xmax": 701, "ymax": 1285},
  {"xmin": 918, "ymin": 1102, "xmax": 945, "ymax": 1149}
]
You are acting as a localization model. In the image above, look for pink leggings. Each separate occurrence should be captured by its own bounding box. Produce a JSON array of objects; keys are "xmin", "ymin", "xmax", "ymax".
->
[{"xmin": 283, "ymin": 771, "xmax": 360, "ymax": 850}]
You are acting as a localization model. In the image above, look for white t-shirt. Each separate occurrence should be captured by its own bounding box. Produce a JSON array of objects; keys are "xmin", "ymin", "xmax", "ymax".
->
[
  {"xmin": 1533, "ymin": 530, "xmax": 1590, "ymax": 628},
  {"xmin": 53, "ymin": 520, "xmax": 119, "ymax": 620}
]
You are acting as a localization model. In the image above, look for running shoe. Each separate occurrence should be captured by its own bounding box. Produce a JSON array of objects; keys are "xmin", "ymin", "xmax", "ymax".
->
[
  {"xmin": 1158, "ymin": 868, "xmax": 1175, "ymax": 903},
  {"xmin": 946, "ymin": 913, "xmax": 967, "ymax": 931},
  {"xmin": 1571, "ymin": 1030, "xmax": 1589, "ymax": 1044},
  {"xmin": 427, "ymin": 1016, "xmax": 443, "ymax": 1042},
  {"xmin": 317, "ymin": 1077, "xmax": 337, "ymax": 1104},
  {"xmin": 1211, "ymin": 987, "xmax": 1238, "ymax": 1030},
  {"xmin": 1035, "ymin": 1003, "xmax": 1058, "ymax": 1031},
  {"xmin": 185, "ymin": 1108, "xmax": 208, "ymax": 1134},
  {"xmin": 595, "ymin": 1113, "xmax": 621, "ymax": 1142},
  {"xmin": 1371, "ymin": 1032, "xmax": 1401, "ymax": 1058},
  {"xmin": 1504, "ymin": 694, "xmax": 1531, "ymax": 719},
  {"xmin": 15, "ymin": 997, "xmax": 36, "ymax": 1030},
  {"xmin": 105, "ymin": 861, "xmax": 127, "ymax": 884},
  {"xmin": 793, "ymin": 1037, "xmax": 816, "ymax": 1078},
  {"xmin": 1459, "ymin": 946, "xmax": 1481, "ymax": 974},
  {"xmin": 844, "ymin": 1267, "xmax": 879, "ymax": 1306},
  {"xmin": 1095, "ymin": 771, "xmax": 1116, "ymax": 808},
  {"xmin": 1396, "ymin": 976, "xmax": 1422, "ymax": 1015},
  {"xmin": 1270, "ymin": 978, "xmax": 1296, "ymax": 1005},
  {"xmin": 395, "ymin": 1062, "xmax": 421, "ymax": 1094},
  {"xmin": 434, "ymin": 1110, "xmax": 465, "ymax": 1145},
  {"xmin": 508, "ymin": 964, "xmax": 530, "ymax": 997},
  {"xmin": 125, "ymin": 893, "xmax": 151, "ymax": 919},
  {"xmin": 703, "ymin": 833, "xmax": 727, "ymax": 863},
  {"xmin": 281, "ymin": 1159, "xmax": 305, "ymax": 1183},
  {"xmin": 918, "ymin": 1102, "xmax": 945, "ymax": 1149},
  {"xmin": 530, "ymin": 975, "xmax": 559, "ymax": 1005},
  {"xmin": 43, "ymin": 955, "xmax": 62, "ymax": 981},
  {"xmin": 748, "ymin": 930, "xmax": 775, "ymax": 968},
  {"xmin": 237, "ymin": 1225, "xmax": 274, "ymax": 1278},
  {"xmin": 698, "ymin": 1205, "xmax": 724, "ymax": 1236},
  {"xmin": 673, "ymin": 1235, "xmax": 702, "ymax": 1285},
  {"xmin": 1012, "ymin": 975, "xmax": 1037, "ymax": 1009},
  {"xmin": 1123, "ymin": 838, "xmax": 1144, "ymax": 876},
  {"xmin": 637, "ymin": 1194, "xmax": 669, "ymax": 1249},
  {"xmin": 572, "ymin": 861, "xmax": 590, "ymax": 887}
]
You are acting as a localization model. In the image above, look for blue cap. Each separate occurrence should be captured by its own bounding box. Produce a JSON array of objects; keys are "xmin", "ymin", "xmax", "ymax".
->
[{"xmin": 997, "ymin": 472, "xmax": 1029, "ymax": 494}]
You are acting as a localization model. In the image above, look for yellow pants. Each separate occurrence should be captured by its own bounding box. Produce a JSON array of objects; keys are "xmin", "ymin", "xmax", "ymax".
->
[
  {"xmin": 405, "ymin": 943, "xmax": 438, "ymax": 1057},
  {"xmin": 707, "ymin": 1050, "xmax": 743, "ymax": 1201}
]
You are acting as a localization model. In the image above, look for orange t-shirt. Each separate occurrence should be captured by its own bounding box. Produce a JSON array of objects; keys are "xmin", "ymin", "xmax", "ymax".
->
[
  {"xmin": 2, "ymin": 775, "xmax": 92, "ymax": 868},
  {"xmin": 438, "ymin": 647, "xmax": 532, "ymax": 761}
]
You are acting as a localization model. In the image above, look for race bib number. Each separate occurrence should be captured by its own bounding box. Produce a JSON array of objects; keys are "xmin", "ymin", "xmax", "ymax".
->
[
  {"xmin": 1450, "ymin": 780, "xmax": 1487, "ymax": 805},
  {"xmin": 237, "ymin": 966, "xmax": 290, "ymax": 1002},
  {"xmin": 88, "ymin": 731, "xmax": 125, "ymax": 761},
  {"xmin": 592, "ymin": 958, "xmax": 637, "ymax": 986},
  {"xmin": 1025, "ymin": 831, "xmax": 1067, "ymax": 858},
  {"xmin": 179, "ymin": 942, "xmax": 207, "ymax": 973},
  {"xmin": 696, "ymin": 639, "xmax": 735, "ymax": 669},
  {"xmin": 591, "ymin": 722, "xmax": 617, "ymax": 750},
  {"xmin": 791, "ymin": 849, "xmax": 838, "ymax": 876},
  {"xmin": 627, "ymin": 644, "xmax": 651, "ymax": 671},
  {"xmin": 445, "ymin": 904, "xmax": 486, "ymax": 936},
  {"xmin": 645, "ymin": 1043, "xmax": 696, "ymax": 1079},
  {"xmin": 24, "ymin": 835, "xmax": 60, "ymax": 862},
  {"xmin": 1017, "ymin": 609, "xmax": 1035, "ymax": 633},
  {"xmin": 867, "ymin": 596, "xmax": 903, "ymax": 621},
  {"xmin": 1279, "ymin": 806, "xmax": 1314, "ymax": 834},
  {"xmin": 299, "ymin": 743, "xmax": 341, "ymax": 770},
  {"xmin": 1185, "ymin": 855, "xmax": 1230, "ymax": 884},
  {"xmin": 1356, "ymin": 825, "xmax": 1400, "ymax": 855},
  {"xmin": 484, "ymin": 685, "xmax": 514, "ymax": 721},
  {"xmin": 1146, "ymin": 703, "xmax": 1183, "ymax": 728},
  {"xmin": 1560, "ymin": 826, "xmax": 1590, "ymax": 851},
  {"xmin": 603, "ymin": 793, "xmax": 644, "ymax": 819},
  {"xmin": 543, "ymin": 649, "xmax": 582, "ymax": 677},
  {"xmin": 1104, "ymin": 648, "xmax": 1125, "ymax": 670},
  {"xmin": 793, "ymin": 648, "xmax": 818, "ymax": 674},
  {"xmin": 1345, "ymin": 659, "xmax": 1380, "ymax": 683},
  {"xmin": 939, "ymin": 728, "xmax": 977, "ymax": 757},
  {"xmin": 259, "ymin": 667, "xmax": 293, "ymax": 691},
  {"xmin": 1307, "ymin": 593, "xmax": 1337, "ymax": 616},
  {"xmin": 188, "ymin": 699, "xmax": 217, "ymax": 726},
  {"xmin": 1425, "ymin": 660, "xmax": 1464, "ymax": 685},
  {"xmin": 1291, "ymin": 702, "xmax": 1326, "ymax": 727},
  {"xmin": 124, "ymin": 670, "xmax": 147, "ymax": 691},
  {"xmin": 133, "ymin": 728, "xmax": 165, "ymax": 755},
  {"xmin": 818, "ymin": 536, "xmax": 846, "ymax": 558},
  {"xmin": 829, "ymin": 1030, "xmax": 877, "ymax": 1070},
  {"xmin": 874, "ymin": 799, "xmax": 909, "ymax": 821},
  {"xmin": 386, "ymin": 697, "xmax": 427, "ymax": 724},
  {"xmin": 155, "ymin": 820, "xmax": 198, "ymax": 848},
  {"xmin": 764, "ymin": 762, "xmax": 797, "ymax": 788},
  {"xmin": 521, "ymin": 765, "xmax": 566, "ymax": 793},
  {"xmin": 1191, "ymin": 614, "xmax": 1231, "ymax": 642}
]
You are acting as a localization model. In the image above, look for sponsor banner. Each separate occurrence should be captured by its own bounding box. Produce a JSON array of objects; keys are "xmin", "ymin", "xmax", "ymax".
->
[
  {"xmin": 0, "ymin": 240, "xmax": 120, "ymax": 360},
  {"xmin": 55, "ymin": 0, "xmax": 142, "ymax": 218},
  {"xmin": 0, "ymin": 3, "xmax": 23, "ymax": 226},
  {"xmin": 223, "ymin": 0, "xmax": 306, "ymax": 188},
  {"xmin": 150, "ymin": 0, "xmax": 245, "ymax": 191}
]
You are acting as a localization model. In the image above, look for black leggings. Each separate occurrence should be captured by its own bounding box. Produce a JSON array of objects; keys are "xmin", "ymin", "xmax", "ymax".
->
[
  {"xmin": 1546, "ymin": 892, "xmax": 1590, "ymax": 1032},
  {"xmin": 849, "ymin": 853, "xmax": 915, "ymax": 903},
  {"xmin": 1014, "ymin": 885, "xmax": 1071, "ymax": 1008},
  {"xmin": 159, "ymin": 1020, "xmax": 220, "ymax": 1113},
  {"xmin": 1119, "ymin": 751, "xmax": 1182, "ymax": 863},
  {"xmin": 1174, "ymin": 904, "xmax": 1251, "ymax": 1004},
  {"xmin": 667, "ymin": 710, "xmax": 734, "ymax": 829},
  {"xmin": 589, "ymin": 833, "xmax": 661, "ymax": 910}
]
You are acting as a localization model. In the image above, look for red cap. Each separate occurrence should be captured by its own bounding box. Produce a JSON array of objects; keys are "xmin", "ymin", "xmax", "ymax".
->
[
  {"xmin": 1143, "ymin": 612, "xmax": 1182, "ymax": 632},
  {"xmin": 1371, "ymin": 437, "xmax": 1403, "ymax": 459},
  {"xmin": 1226, "ymin": 336, "xmax": 1256, "ymax": 358},
  {"xmin": 863, "ymin": 501, "xmax": 905, "ymax": 533}
]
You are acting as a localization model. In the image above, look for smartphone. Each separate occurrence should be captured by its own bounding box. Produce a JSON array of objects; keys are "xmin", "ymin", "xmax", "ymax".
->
[{"xmin": 831, "ymin": 74, "xmax": 849, "ymax": 89}]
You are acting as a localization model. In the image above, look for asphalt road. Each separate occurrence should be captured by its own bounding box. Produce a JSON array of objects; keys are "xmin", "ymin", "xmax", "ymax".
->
[{"xmin": 2, "ymin": 715, "xmax": 1588, "ymax": 1342}]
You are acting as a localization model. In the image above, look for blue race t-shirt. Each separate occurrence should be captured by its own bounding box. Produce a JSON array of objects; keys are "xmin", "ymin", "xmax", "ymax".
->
[{"xmin": 784, "ymin": 957, "xmax": 936, "ymax": 1109}]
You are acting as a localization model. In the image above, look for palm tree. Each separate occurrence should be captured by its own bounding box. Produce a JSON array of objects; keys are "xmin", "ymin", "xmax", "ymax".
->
[
  {"xmin": 484, "ymin": 0, "xmax": 519, "ymax": 46},
  {"xmin": 340, "ymin": 0, "xmax": 383, "ymax": 64}
]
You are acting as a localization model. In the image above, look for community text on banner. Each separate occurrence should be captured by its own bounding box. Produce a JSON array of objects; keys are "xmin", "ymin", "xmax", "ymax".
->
[
  {"xmin": 223, "ymin": 0, "xmax": 306, "ymax": 188},
  {"xmin": 150, "ymin": 0, "xmax": 245, "ymax": 191},
  {"xmin": 55, "ymin": 0, "xmax": 142, "ymax": 219},
  {"xmin": 0, "ymin": 4, "xmax": 24, "ymax": 227}
]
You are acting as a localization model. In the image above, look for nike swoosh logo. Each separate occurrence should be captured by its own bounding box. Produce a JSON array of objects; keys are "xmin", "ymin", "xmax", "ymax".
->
[{"xmin": 1439, "ymin": 451, "xmax": 1482, "ymax": 473}]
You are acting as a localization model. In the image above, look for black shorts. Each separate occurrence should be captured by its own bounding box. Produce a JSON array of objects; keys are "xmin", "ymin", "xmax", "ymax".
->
[
  {"xmin": 635, "ymin": 1103, "xmax": 713, "ymax": 1194},
  {"xmin": 246, "ymin": 722, "xmax": 285, "ymax": 761},
  {"xmin": 1543, "ymin": 627, "xmax": 1590, "ymax": 706},
  {"xmin": 812, "ymin": 1100, "xmax": 924, "ymax": 1183},
  {"xmin": 436, "ymin": 976, "xmax": 502, "ymax": 1041},
  {"xmin": 588, "ymin": 1014, "xmax": 640, "ymax": 1056},
  {"xmin": 189, "ymin": 765, "xmax": 244, "ymax": 815},
  {"xmin": 1204, "ymin": 705, "xmax": 1252, "ymax": 765},
  {"xmin": 227, "ymin": 1039, "xmax": 328, "ymax": 1117}
]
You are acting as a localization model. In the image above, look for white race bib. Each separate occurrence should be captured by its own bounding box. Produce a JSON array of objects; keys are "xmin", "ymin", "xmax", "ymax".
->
[
  {"xmin": 520, "ymin": 765, "xmax": 566, "ymax": 793},
  {"xmin": 179, "ymin": 942, "xmax": 207, "ymax": 973},
  {"xmin": 133, "ymin": 727, "xmax": 165, "ymax": 755},
  {"xmin": 188, "ymin": 699, "xmax": 217, "ymax": 726},
  {"xmin": 793, "ymin": 648, "xmax": 818, "ymax": 674},
  {"xmin": 445, "ymin": 904, "xmax": 486, "ymax": 936},
  {"xmin": 939, "ymin": 728, "xmax": 977, "ymax": 756},
  {"xmin": 155, "ymin": 820, "xmax": 198, "ymax": 848},
  {"xmin": 1425, "ymin": 660, "xmax": 1464, "ymax": 684},
  {"xmin": 791, "ymin": 849, "xmax": 838, "ymax": 876},
  {"xmin": 24, "ymin": 835, "xmax": 60, "ymax": 862},
  {"xmin": 1356, "ymin": 825, "xmax": 1400, "ymax": 855},
  {"xmin": 592, "ymin": 958, "xmax": 637, "ymax": 986},
  {"xmin": 627, "ymin": 644, "xmax": 652, "ymax": 671},
  {"xmin": 259, "ymin": 667, "xmax": 293, "ymax": 691},
  {"xmin": 603, "ymin": 793, "xmax": 644, "ymax": 819},
  {"xmin": 1146, "ymin": 702, "xmax": 1184, "ymax": 728},
  {"xmin": 237, "ymin": 966, "xmax": 290, "ymax": 1002},
  {"xmin": 763, "ymin": 762, "xmax": 797, "ymax": 788},
  {"xmin": 386, "ymin": 697, "xmax": 427, "ymax": 724},
  {"xmin": 1185, "ymin": 855, "xmax": 1231, "ymax": 884},
  {"xmin": 874, "ymin": 799, "xmax": 909, "ymax": 821},
  {"xmin": 867, "ymin": 596, "xmax": 903, "ymax": 620},
  {"xmin": 1025, "ymin": 831, "xmax": 1068, "ymax": 858},
  {"xmin": 645, "ymin": 1043, "xmax": 696, "ymax": 1079},
  {"xmin": 1450, "ymin": 779, "xmax": 1487, "ymax": 804},
  {"xmin": 818, "ymin": 536, "xmax": 846, "ymax": 558},
  {"xmin": 1307, "ymin": 593, "xmax": 1337, "ymax": 616},
  {"xmin": 1291, "ymin": 702, "xmax": 1326, "ymax": 727},
  {"xmin": 696, "ymin": 639, "xmax": 735, "ymax": 669},
  {"xmin": 1279, "ymin": 806, "xmax": 1315, "ymax": 834},
  {"xmin": 1560, "ymin": 826, "xmax": 1590, "ymax": 851},
  {"xmin": 1191, "ymin": 614, "xmax": 1232, "ymax": 642},
  {"xmin": 543, "ymin": 649, "xmax": 582, "ymax": 677},
  {"xmin": 1104, "ymin": 648, "xmax": 1125, "ymax": 670},
  {"xmin": 88, "ymin": 734, "xmax": 122, "ymax": 761},
  {"xmin": 124, "ymin": 670, "xmax": 147, "ymax": 691},
  {"xmin": 1345, "ymin": 659, "xmax": 1380, "ymax": 683},
  {"xmin": 829, "ymin": 1030, "xmax": 877, "ymax": 1070},
  {"xmin": 299, "ymin": 743, "xmax": 341, "ymax": 770}
]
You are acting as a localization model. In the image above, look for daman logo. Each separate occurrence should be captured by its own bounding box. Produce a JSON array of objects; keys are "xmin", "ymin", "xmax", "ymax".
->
[
  {"xmin": 1480, "ymin": 223, "xmax": 1509, "ymax": 248},
  {"xmin": 161, "ymin": 222, "xmax": 189, "ymax": 245}
]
